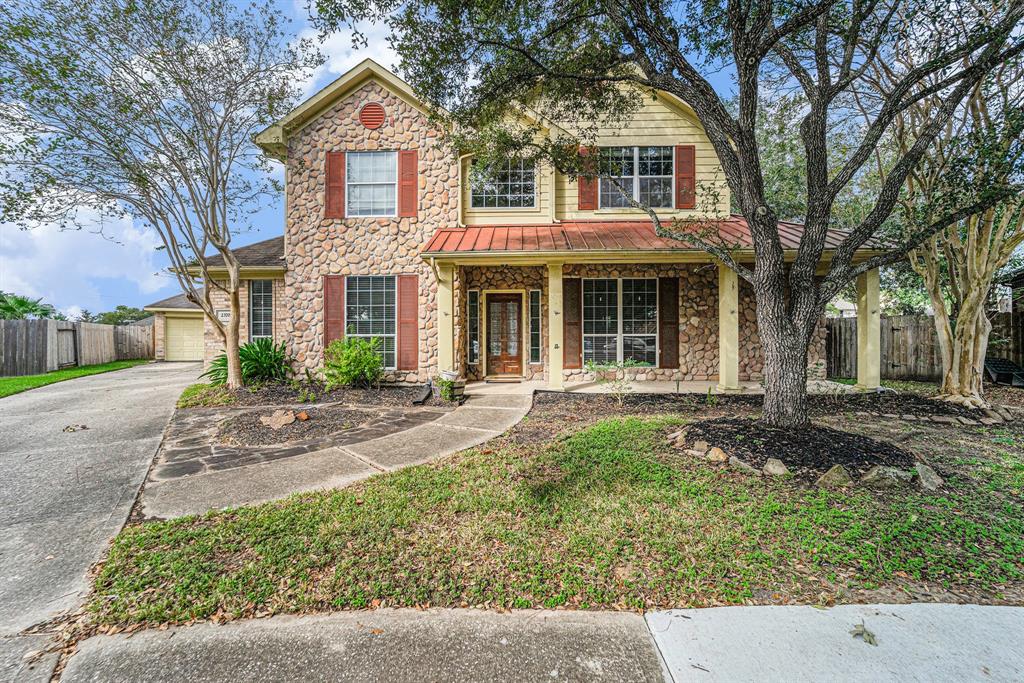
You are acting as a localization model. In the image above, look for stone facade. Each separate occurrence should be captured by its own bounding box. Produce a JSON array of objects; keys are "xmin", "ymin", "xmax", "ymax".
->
[
  {"xmin": 454, "ymin": 263, "xmax": 826, "ymax": 382},
  {"xmin": 283, "ymin": 81, "xmax": 458, "ymax": 382},
  {"xmin": 203, "ymin": 279, "xmax": 287, "ymax": 365}
]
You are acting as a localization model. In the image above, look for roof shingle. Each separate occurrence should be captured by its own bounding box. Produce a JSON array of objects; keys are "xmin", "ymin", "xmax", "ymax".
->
[{"xmin": 204, "ymin": 236, "xmax": 285, "ymax": 268}]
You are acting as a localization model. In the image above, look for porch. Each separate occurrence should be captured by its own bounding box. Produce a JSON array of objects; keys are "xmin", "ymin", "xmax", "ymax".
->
[{"xmin": 423, "ymin": 220, "xmax": 882, "ymax": 392}]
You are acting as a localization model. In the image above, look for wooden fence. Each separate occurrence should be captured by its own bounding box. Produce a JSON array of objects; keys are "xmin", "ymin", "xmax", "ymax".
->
[
  {"xmin": 0, "ymin": 319, "xmax": 153, "ymax": 377},
  {"xmin": 826, "ymin": 313, "xmax": 1019, "ymax": 381}
]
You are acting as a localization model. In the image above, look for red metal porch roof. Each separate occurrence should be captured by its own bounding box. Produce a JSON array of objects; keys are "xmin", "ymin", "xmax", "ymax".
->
[{"xmin": 421, "ymin": 215, "xmax": 853, "ymax": 256}]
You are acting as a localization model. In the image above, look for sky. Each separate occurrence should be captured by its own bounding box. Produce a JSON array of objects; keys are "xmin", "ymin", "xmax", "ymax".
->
[
  {"xmin": 0, "ymin": 3, "xmax": 735, "ymax": 318},
  {"xmin": 0, "ymin": 0, "xmax": 400, "ymax": 318}
]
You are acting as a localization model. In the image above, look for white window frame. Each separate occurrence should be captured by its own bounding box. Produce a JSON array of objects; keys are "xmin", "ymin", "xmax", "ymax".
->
[
  {"xmin": 248, "ymin": 280, "xmax": 274, "ymax": 341},
  {"xmin": 467, "ymin": 289, "xmax": 481, "ymax": 365},
  {"xmin": 598, "ymin": 146, "xmax": 674, "ymax": 210},
  {"xmin": 582, "ymin": 277, "xmax": 659, "ymax": 366},
  {"xmin": 344, "ymin": 275, "xmax": 398, "ymax": 370},
  {"xmin": 528, "ymin": 289, "xmax": 542, "ymax": 364},
  {"xmin": 469, "ymin": 158, "xmax": 538, "ymax": 210},
  {"xmin": 346, "ymin": 151, "xmax": 398, "ymax": 218}
]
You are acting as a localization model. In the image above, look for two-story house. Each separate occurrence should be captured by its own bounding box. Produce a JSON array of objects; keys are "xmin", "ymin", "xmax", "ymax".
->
[{"xmin": 147, "ymin": 59, "xmax": 884, "ymax": 392}]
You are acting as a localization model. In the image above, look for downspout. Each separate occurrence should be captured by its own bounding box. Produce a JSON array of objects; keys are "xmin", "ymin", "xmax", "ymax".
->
[{"xmin": 457, "ymin": 153, "xmax": 473, "ymax": 228}]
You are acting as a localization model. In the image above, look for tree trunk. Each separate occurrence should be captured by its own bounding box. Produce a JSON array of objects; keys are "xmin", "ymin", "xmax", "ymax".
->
[
  {"xmin": 225, "ymin": 286, "xmax": 243, "ymax": 389},
  {"xmin": 938, "ymin": 304, "xmax": 991, "ymax": 408},
  {"xmin": 760, "ymin": 325, "xmax": 811, "ymax": 428}
]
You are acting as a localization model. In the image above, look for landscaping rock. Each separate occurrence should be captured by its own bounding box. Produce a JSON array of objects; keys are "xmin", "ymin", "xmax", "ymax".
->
[
  {"xmin": 296, "ymin": 411, "xmax": 310, "ymax": 421},
  {"xmin": 705, "ymin": 446, "xmax": 729, "ymax": 463},
  {"xmin": 729, "ymin": 456, "xmax": 761, "ymax": 476},
  {"xmin": 762, "ymin": 458, "xmax": 791, "ymax": 476},
  {"xmin": 666, "ymin": 429, "xmax": 685, "ymax": 443},
  {"xmin": 685, "ymin": 449, "xmax": 708, "ymax": 458},
  {"xmin": 860, "ymin": 466, "xmax": 914, "ymax": 489},
  {"xmin": 982, "ymin": 409, "xmax": 1004, "ymax": 423},
  {"xmin": 692, "ymin": 440, "xmax": 710, "ymax": 455},
  {"xmin": 260, "ymin": 409, "xmax": 296, "ymax": 430},
  {"xmin": 817, "ymin": 465, "xmax": 853, "ymax": 488},
  {"xmin": 916, "ymin": 463, "xmax": 944, "ymax": 491},
  {"xmin": 929, "ymin": 415, "xmax": 958, "ymax": 425}
]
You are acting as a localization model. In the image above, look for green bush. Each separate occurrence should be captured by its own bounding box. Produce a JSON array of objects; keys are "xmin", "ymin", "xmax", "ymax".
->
[
  {"xmin": 324, "ymin": 337, "xmax": 384, "ymax": 389},
  {"xmin": 201, "ymin": 338, "xmax": 292, "ymax": 386}
]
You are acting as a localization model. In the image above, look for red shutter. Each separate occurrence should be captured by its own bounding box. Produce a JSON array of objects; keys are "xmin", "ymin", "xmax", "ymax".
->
[
  {"xmin": 658, "ymin": 277, "xmax": 679, "ymax": 369},
  {"xmin": 563, "ymin": 278, "xmax": 582, "ymax": 369},
  {"xmin": 398, "ymin": 150, "xmax": 418, "ymax": 218},
  {"xmin": 675, "ymin": 145, "xmax": 695, "ymax": 209},
  {"xmin": 324, "ymin": 275, "xmax": 345, "ymax": 350},
  {"xmin": 396, "ymin": 274, "xmax": 418, "ymax": 370},
  {"xmin": 577, "ymin": 146, "xmax": 598, "ymax": 211},
  {"xmin": 325, "ymin": 151, "xmax": 346, "ymax": 218}
]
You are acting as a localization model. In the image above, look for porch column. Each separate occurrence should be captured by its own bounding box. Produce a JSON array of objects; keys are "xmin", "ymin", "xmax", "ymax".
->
[
  {"xmin": 547, "ymin": 262, "xmax": 564, "ymax": 390},
  {"xmin": 437, "ymin": 262, "xmax": 455, "ymax": 374},
  {"xmin": 717, "ymin": 262, "xmax": 740, "ymax": 392},
  {"xmin": 856, "ymin": 267, "xmax": 881, "ymax": 390}
]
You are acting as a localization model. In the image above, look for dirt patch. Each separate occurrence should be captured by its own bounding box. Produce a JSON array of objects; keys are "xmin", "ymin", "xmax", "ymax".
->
[
  {"xmin": 227, "ymin": 383, "xmax": 427, "ymax": 408},
  {"xmin": 218, "ymin": 407, "xmax": 378, "ymax": 446},
  {"xmin": 684, "ymin": 416, "xmax": 918, "ymax": 480}
]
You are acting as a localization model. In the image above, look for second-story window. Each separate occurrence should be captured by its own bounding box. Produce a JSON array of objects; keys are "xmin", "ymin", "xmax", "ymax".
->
[
  {"xmin": 470, "ymin": 159, "xmax": 536, "ymax": 208},
  {"xmin": 599, "ymin": 146, "xmax": 673, "ymax": 209},
  {"xmin": 347, "ymin": 151, "xmax": 397, "ymax": 217}
]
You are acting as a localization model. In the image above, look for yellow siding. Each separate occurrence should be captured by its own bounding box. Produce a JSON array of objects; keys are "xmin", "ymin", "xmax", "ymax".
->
[
  {"xmin": 462, "ymin": 159, "xmax": 554, "ymax": 226},
  {"xmin": 554, "ymin": 94, "xmax": 730, "ymax": 220}
]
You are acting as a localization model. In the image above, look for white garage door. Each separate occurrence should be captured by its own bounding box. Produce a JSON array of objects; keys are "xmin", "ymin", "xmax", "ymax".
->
[{"xmin": 165, "ymin": 316, "xmax": 204, "ymax": 361}]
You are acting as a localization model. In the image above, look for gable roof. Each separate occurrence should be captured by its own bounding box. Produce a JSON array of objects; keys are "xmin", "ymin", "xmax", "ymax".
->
[
  {"xmin": 203, "ymin": 236, "xmax": 285, "ymax": 269},
  {"xmin": 144, "ymin": 288, "xmax": 204, "ymax": 311},
  {"xmin": 255, "ymin": 59, "xmax": 426, "ymax": 159},
  {"xmin": 421, "ymin": 216, "xmax": 867, "ymax": 259}
]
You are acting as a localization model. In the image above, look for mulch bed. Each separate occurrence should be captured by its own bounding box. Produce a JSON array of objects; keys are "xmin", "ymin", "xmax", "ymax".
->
[
  {"xmin": 230, "ymin": 383, "xmax": 426, "ymax": 408},
  {"xmin": 813, "ymin": 391, "xmax": 984, "ymax": 418},
  {"xmin": 684, "ymin": 417, "xmax": 917, "ymax": 480},
  {"xmin": 218, "ymin": 407, "xmax": 378, "ymax": 447}
]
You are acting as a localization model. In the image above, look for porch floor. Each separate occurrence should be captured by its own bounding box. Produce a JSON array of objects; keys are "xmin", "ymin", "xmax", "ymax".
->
[{"xmin": 465, "ymin": 379, "xmax": 854, "ymax": 396}]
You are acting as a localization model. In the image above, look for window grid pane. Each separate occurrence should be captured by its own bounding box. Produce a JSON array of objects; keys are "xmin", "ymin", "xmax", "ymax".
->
[
  {"xmin": 249, "ymin": 280, "xmax": 274, "ymax": 340},
  {"xmin": 470, "ymin": 159, "xmax": 537, "ymax": 208},
  {"xmin": 347, "ymin": 151, "xmax": 397, "ymax": 216},
  {"xmin": 345, "ymin": 275, "xmax": 396, "ymax": 369},
  {"xmin": 529, "ymin": 290, "xmax": 541, "ymax": 364},
  {"xmin": 582, "ymin": 278, "xmax": 657, "ymax": 366},
  {"xmin": 598, "ymin": 146, "xmax": 673, "ymax": 209},
  {"xmin": 467, "ymin": 290, "xmax": 480, "ymax": 364}
]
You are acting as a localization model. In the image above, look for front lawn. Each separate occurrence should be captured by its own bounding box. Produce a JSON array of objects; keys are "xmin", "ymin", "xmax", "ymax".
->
[
  {"xmin": 0, "ymin": 359, "xmax": 150, "ymax": 398},
  {"xmin": 92, "ymin": 396, "xmax": 1024, "ymax": 626}
]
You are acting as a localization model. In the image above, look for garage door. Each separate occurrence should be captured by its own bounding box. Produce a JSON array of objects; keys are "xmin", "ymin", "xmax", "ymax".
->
[{"xmin": 165, "ymin": 316, "xmax": 204, "ymax": 361}]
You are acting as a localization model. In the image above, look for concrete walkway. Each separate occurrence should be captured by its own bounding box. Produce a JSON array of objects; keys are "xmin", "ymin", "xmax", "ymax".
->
[
  {"xmin": 0, "ymin": 362, "xmax": 200, "ymax": 683},
  {"xmin": 59, "ymin": 603, "xmax": 1024, "ymax": 682},
  {"xmin": 142, "ymin": 390, "xmax": 532, "ymax": 519}
]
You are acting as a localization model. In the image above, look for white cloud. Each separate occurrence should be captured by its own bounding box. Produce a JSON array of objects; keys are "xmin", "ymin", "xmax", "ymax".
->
[
  {"xmin": 0, "ymin": 212, "xmax": 167, "ymax": 312},
  {"xmin": 295, "ymin": 21, "xmax": 399, "ymax": 100}
]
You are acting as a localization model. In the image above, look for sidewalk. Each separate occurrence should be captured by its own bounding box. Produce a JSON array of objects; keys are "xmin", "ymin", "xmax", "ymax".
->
[{"xmin": 59, "ymin": 604, "xmax": 1024, "ymax": 682}]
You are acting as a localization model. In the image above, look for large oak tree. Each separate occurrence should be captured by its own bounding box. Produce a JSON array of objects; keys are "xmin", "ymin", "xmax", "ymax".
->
[{"xmin": 313, "ymin": 0, "xmax": 1024, "ymax": 426}]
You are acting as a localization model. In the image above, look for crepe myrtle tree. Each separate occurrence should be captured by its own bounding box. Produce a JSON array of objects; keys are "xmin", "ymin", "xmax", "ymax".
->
[
  {"xmin": 312, "ymin": 0, "xmax": 1024, "ymax": 427},
  {"xmin": 0, "ymin": 0, "xmax": 320, "ymax": 388}
]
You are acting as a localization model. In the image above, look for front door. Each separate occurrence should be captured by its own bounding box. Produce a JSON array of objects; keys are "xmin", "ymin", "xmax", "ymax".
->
[{"xmin": 486, "ymin": 294, "xmax": 523, "ymax": 376}]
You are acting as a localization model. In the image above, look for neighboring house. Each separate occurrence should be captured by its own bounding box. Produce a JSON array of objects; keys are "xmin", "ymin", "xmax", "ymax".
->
[{"xmin": 179, "ymin": 58, "xmax": 884, "ymax": 389}]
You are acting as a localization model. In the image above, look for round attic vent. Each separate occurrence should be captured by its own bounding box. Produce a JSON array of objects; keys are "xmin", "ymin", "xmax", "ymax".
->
[{"xmin": 358, "ymin": 102, "xmax": 386, "ymax": 130}]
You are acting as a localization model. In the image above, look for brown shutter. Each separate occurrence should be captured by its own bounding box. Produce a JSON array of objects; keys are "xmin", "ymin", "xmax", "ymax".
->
[
  {"xmin": 325, "ymin": 151, "xmax": 346, "ymax": 218},
  {"xmin": 563, "ymin": 278, "xmax": 582, "ymax": 369},
  {"xmin": 324, "ymin": 275, "xmax": 345, "ymax": 350},
  {"xmin": 658, "ymin": 277, "xmax": 679, "ymax": 369},
  {"xmin": 396, "ymin": 274, "xmax": 418, "ymax": 370},
  {"xmin": 577, "ymin": 147, "xmax": 598, "ymax": 211},
  {"xmin": 674, "ymin": 145, "xmax": 695, "ymax": 209},
  {"xmin": 398, "ymin": 150, "xmax": 418, "ymax": 218}
]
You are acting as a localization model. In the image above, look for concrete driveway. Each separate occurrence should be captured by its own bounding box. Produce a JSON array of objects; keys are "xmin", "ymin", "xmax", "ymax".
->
[{"xmin": 0, "ymin": 362, "xmax": 199, "ymax": 682}]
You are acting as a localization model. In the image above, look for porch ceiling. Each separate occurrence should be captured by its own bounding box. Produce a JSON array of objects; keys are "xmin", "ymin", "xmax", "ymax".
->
[{"xmin": 421, "ymin": 215, "xmax": 863, "ymax": 261}]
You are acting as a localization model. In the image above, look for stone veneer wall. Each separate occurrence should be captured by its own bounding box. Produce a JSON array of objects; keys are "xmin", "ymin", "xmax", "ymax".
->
[
  {"xmin": 284, "ymin": 81, "xmax": 457, "ymax": 383},
  {"xmin": 203, "ymin": 279, "xmax": 287, "ymax": 366},
  {"xmin": 454, "ymin": 263, "xmax": 826, "ymax": 382}
]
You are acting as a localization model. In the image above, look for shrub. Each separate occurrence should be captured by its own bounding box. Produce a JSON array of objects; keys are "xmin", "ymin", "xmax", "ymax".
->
[
  {"xmin": 585, "ymin": 358, "xmax": 646, "ymax": 407},
  {"xmin": 201, "ymin": 338, "xmax": 292, "ymax": 386},
  {"xmin": 324, "ymin": 337, "xmax": 384, "ymax": 389}
]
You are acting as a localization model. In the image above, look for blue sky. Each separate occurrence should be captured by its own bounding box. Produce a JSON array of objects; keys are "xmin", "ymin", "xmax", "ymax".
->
[
  {"xmin": 0, "ymin": 0, "xmax": 401, "ymax": 317},
  {"xmin": 0, "ymin": 4, "xmax": 736, "ymax": 317}
]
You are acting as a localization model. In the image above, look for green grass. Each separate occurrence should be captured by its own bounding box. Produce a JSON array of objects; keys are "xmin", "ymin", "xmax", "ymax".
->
[
  {"xmin": 91, "ymin": 416, "xmax": 1024, "ymax": 625},
  {"xmin": 0, "ymin": 359, "xmax": 150, "ymax": 398},
  {"xmin": 177, "ymin": 383, "xmax": 236, "ymax": 408}
]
